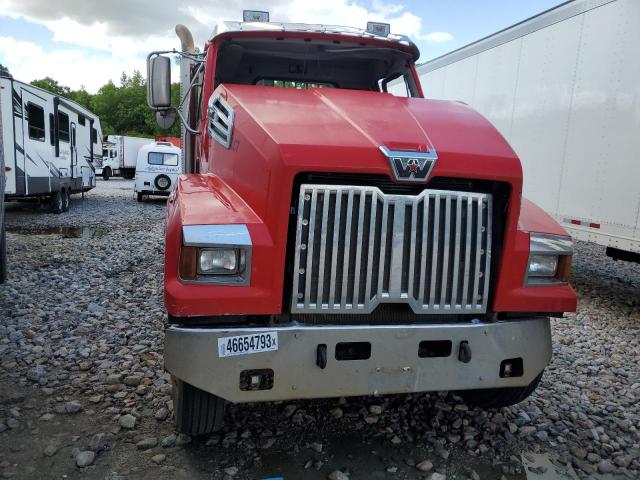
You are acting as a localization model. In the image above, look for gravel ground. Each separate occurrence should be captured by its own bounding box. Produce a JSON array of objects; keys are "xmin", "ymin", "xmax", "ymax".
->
[{"xmin": 0, "ymin": 179, "xmax": 638, "ymax": 480}]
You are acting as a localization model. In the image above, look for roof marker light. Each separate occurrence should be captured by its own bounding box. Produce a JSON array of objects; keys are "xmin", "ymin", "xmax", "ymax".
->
[
  {"xmin": 243, "ymin": 10, "xmax": 269, "ymax": 22},
  {"xmin": 366, "ymin": 21, "xmax": 390, "ymax": 36}
]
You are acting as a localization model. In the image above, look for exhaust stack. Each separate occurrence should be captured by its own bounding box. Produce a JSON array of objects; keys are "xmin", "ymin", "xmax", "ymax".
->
[{"xmin": 175, "ymin": 24, "xmax": 196, "ymax": 174}]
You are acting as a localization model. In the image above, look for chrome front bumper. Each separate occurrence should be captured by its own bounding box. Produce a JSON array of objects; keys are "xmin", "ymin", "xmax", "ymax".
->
[{"xmin": 165, "ymin": 318, "xmax": 551, "ymax": 403}]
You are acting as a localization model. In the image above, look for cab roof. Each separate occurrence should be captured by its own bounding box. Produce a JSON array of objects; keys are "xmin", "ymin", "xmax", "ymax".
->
[{"xmin": 210, "ymin": 21, "xmax": 420, "ymax": 61}]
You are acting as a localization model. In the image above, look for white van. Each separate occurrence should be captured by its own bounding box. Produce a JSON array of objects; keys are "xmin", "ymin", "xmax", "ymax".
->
[{"xmin": 134, "ymin": 141, "xmax": 181, "ymax": 202}]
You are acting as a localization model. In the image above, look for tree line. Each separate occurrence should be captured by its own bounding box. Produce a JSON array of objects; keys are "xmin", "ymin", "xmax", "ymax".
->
[{"xmin": 1, "ymin": 63, "xmax": 180, "ymax": 138}]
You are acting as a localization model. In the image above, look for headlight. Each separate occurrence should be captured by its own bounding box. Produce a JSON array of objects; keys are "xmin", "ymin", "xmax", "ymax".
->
[
  {"xmin": 199, "ymin": 248, "xmax": 238, "ymax": 274},
  {"xmin": 526, "ymin": 233, "xmax": 573, "ymax": 286},
  {"xmin": 179, "ymin": 225, "xmax": 252, "ymax": 285},
  {"xmin": 527, "ymin": 254, "xmax": 558, "ymax": 277}
]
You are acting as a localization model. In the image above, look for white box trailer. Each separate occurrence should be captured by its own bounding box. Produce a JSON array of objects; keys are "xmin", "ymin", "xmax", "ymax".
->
[
  {"xmin": 415, "ymin": 0, "xmax": 640, "ymax": 261},
  {"xmin": 97, "ymin": 134, "xmax": 153, "ymax": 180},
  {"xmin": 1, "ymin": 77, "xmax": 103, "ymax": 213},
  {"xmin": 0, "ymin": 84, "xmax": 5, "ymax": 282}
]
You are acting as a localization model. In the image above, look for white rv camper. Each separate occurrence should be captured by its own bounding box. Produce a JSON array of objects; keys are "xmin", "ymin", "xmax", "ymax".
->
[
  {"xmin": 1, "ymin": 77, "xmax": 103, "ymax": 213},
  {"xmin": 134, "ymin": 141, "xmax": 181, "ymax": 201},
  {"xmin": 414, "ymin": 0, "xmax": 640, "ymax": 262}
]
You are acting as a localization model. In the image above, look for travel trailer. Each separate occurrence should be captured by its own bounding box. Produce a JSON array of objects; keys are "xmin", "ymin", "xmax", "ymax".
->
[
  {"xmin": 134, "ymin": 141, "xmax": 181, "ymax": 201},
  {"xmin": 1, "ymin": 77, "xmax": 102, "ymax": 213},
  {"xmin": 98, "ymin": 134, "xmax": 153, "ymax": 180}
]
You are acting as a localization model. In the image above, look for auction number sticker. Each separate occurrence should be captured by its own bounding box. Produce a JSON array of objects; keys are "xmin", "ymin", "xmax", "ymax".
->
[{"xmin": 218, "ymin": 332, "xmax": 278, "ymax": 357}]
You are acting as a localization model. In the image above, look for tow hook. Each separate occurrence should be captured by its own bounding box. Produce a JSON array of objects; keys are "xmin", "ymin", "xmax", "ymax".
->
[
  {"xmin": 458, "ymin": 341, "xmax": 472, "ymax": 363},
  {"xmin": 316, "ymin": 344, "xmax": 327, "ymax": 369}
]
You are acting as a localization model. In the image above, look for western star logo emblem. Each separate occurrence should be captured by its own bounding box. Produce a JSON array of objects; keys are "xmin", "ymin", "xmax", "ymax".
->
[{"xmin": 380, "ymin": 145, "xmax": 438, "ymax": 182}]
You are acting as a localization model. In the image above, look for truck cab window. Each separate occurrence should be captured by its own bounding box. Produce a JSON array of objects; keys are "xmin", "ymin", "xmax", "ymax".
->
[
  {"xmin": 58, "ymin": 111, "xmax": 70, "ymax": 142},
  {"xmin": 216, "ymin": 38, "xmax": 417, "ymax": 96},
  {"xmin": 256, "ymin": 80, "xmax": 334, "ymax": 89},
  {"xmin": 27, "ymin": 102, "xmax": 45, "ymax": 141},
  {"xmin": 385, "ymin": 76, "xmax": 410, "ymax": 97}
]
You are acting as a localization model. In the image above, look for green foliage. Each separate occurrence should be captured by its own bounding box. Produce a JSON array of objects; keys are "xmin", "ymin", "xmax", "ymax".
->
[
  {"xmin": 31, "ymin": 77, "xmax": 70, "ymax": 97},
  {"xmin": 0, "ymin": 63, "xmax": 12, "ymax": 78},
  {"xmin": 29, "ymin": 71, "xmax": 181, "ymax": 138}
]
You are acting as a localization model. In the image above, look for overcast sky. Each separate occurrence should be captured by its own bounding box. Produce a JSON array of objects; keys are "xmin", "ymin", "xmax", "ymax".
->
[{"xmin": 0, "ymin": 0, "xmax": 563, "ymax": 93}]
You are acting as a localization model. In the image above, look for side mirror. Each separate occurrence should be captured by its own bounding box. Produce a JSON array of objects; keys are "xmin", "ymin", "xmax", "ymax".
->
[{"xmin": 147, "ymin": 55, "xmax": 172, "ymax": 108}]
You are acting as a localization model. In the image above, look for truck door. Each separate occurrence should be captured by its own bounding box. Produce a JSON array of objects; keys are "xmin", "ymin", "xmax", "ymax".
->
[{"xmin": 20, "ymin": 89, "xmax": 51, "ymax": 195}]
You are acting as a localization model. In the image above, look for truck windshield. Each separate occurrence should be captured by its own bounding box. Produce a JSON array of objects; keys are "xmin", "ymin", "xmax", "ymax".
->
[{"xmin": 215, "ymin": 37, "xmax": 418, "ymax": 96}]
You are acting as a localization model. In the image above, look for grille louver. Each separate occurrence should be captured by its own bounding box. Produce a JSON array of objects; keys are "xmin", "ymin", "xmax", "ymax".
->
[
  {"xmin": 208, "ymin": 96, "xmax": 234, "ymax": 148},
  {"xmin": 291, "ymin": 184, "xmax": 493, "ymax": 314}
]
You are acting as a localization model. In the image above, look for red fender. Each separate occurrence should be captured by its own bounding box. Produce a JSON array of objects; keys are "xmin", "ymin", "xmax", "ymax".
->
[{"xmin": 492, "ymin": 197, "xmax": 577, "ymax": 314}]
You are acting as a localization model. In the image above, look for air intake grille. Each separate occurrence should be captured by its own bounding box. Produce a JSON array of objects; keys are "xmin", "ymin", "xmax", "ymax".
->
[
  {"xmin": 291, "ymin": 184, "xmax": 492, "ymax": 314},
  {"xmin": 207, "ymin": 95, "xmax": 234, "ymax": 148}
]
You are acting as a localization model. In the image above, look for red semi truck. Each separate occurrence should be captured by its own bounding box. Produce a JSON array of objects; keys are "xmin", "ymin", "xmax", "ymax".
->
[{"xmin": 146, "ymin": 13, "xmax": 577, "ymax": 435}]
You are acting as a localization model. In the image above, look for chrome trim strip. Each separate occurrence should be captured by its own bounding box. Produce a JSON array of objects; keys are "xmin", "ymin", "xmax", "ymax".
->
[
  {"xmin": 291, "ymin": 184, "xmax": 492, "ymax": 314},
  {"xmin": 340, "ymin": 190, "xmax": 354, "ymax": 308},
  {"xmin": 328, "ymin": 191, "xmax": 342, "ymax": 308},
  {"xmin": 390, "ymin": 197, "xmax": 405, "ymax": 297},
  {"xmin": 352, "ymin": 190, "xmax": 366, "ymax": 307},
  {"xmin": 182, "ymin": 224, "xmax": 252, "ymax": 248},
  {"xmin": 451, "ymin": 195, "xmax": 462, "ymax": 307},
  {"xmin": 407, "ymin": 197, "xmax": 418, "ymax": 299},
  {"xmin": 418, "ymin": 194, "xmax": 430, "ymax": 303},
  {"xmin": 316, "ymin": 191, "xmax": 330, "ymax": 309},
  {"xmin": 482, "ymin": 198, "xmax": 493, "ymax": 305},
  {"xmin": 304, "ymin": 189, "xmax": 318, "ymax": 309},
  {"xmin": 462, "ymin": 199, "xmax": 472, "ymax": 308},
  {"xmin": 473, "ymin": 198, "xmax": 483, "ymax": 308},
  {"xmin": 440, "ymin": 195, "xmax": 452, "ymax": 307},
  {"xmin": 529, "ymin": 232, "xmax": 573, "ymax": 255},
  {"xmin": 428, "ymin": 193, "xmax": 440, "ymax": 308}
]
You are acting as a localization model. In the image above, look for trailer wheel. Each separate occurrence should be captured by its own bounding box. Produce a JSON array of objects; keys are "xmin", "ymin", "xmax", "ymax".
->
[
  {"xmin": 123, "ymin": 170, "xmax": 135, "ymax": 180},
  {"xmin": 102, "ymin": 167, "xmax": 111, "ymax": 181},
  {"xmin": 137, "ymin": 192, "xmax": 143, "ymax": 202},
  {"xmin": 458, "ymin": 371, "xmax": 544, "ymax": 409},
  {"xmin": 155, "ymin": 174, "xmax": 171, "ymax": 191},
  {"xmin": 172, "ymin": 376, "xmax": 225, "ymax": 436},
  {"xmin": 49, "ymin": 190, "xmax": 64, "ymax": 214},
  {"xmin": 61, "ymin": 189, "xmax": 70, "ymax": 212}
]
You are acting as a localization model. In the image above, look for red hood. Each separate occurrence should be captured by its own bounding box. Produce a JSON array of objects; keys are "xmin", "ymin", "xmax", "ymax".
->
[
  {"xmin": 209, "ymin": 84, "xmax": 523, "ymax": 229},
  {"xmin": 222, "ymin": 84, "xmax": 519, "ymax": 167}
]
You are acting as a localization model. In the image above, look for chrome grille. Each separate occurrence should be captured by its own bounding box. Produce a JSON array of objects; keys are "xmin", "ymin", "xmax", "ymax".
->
[
  {"xmin": 207, "ymin": 95, "xmax": 234, "ymax": 149},
  {"xmin": 291, "ymin": 184, "xmax": 492, "ymax": 314}
]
